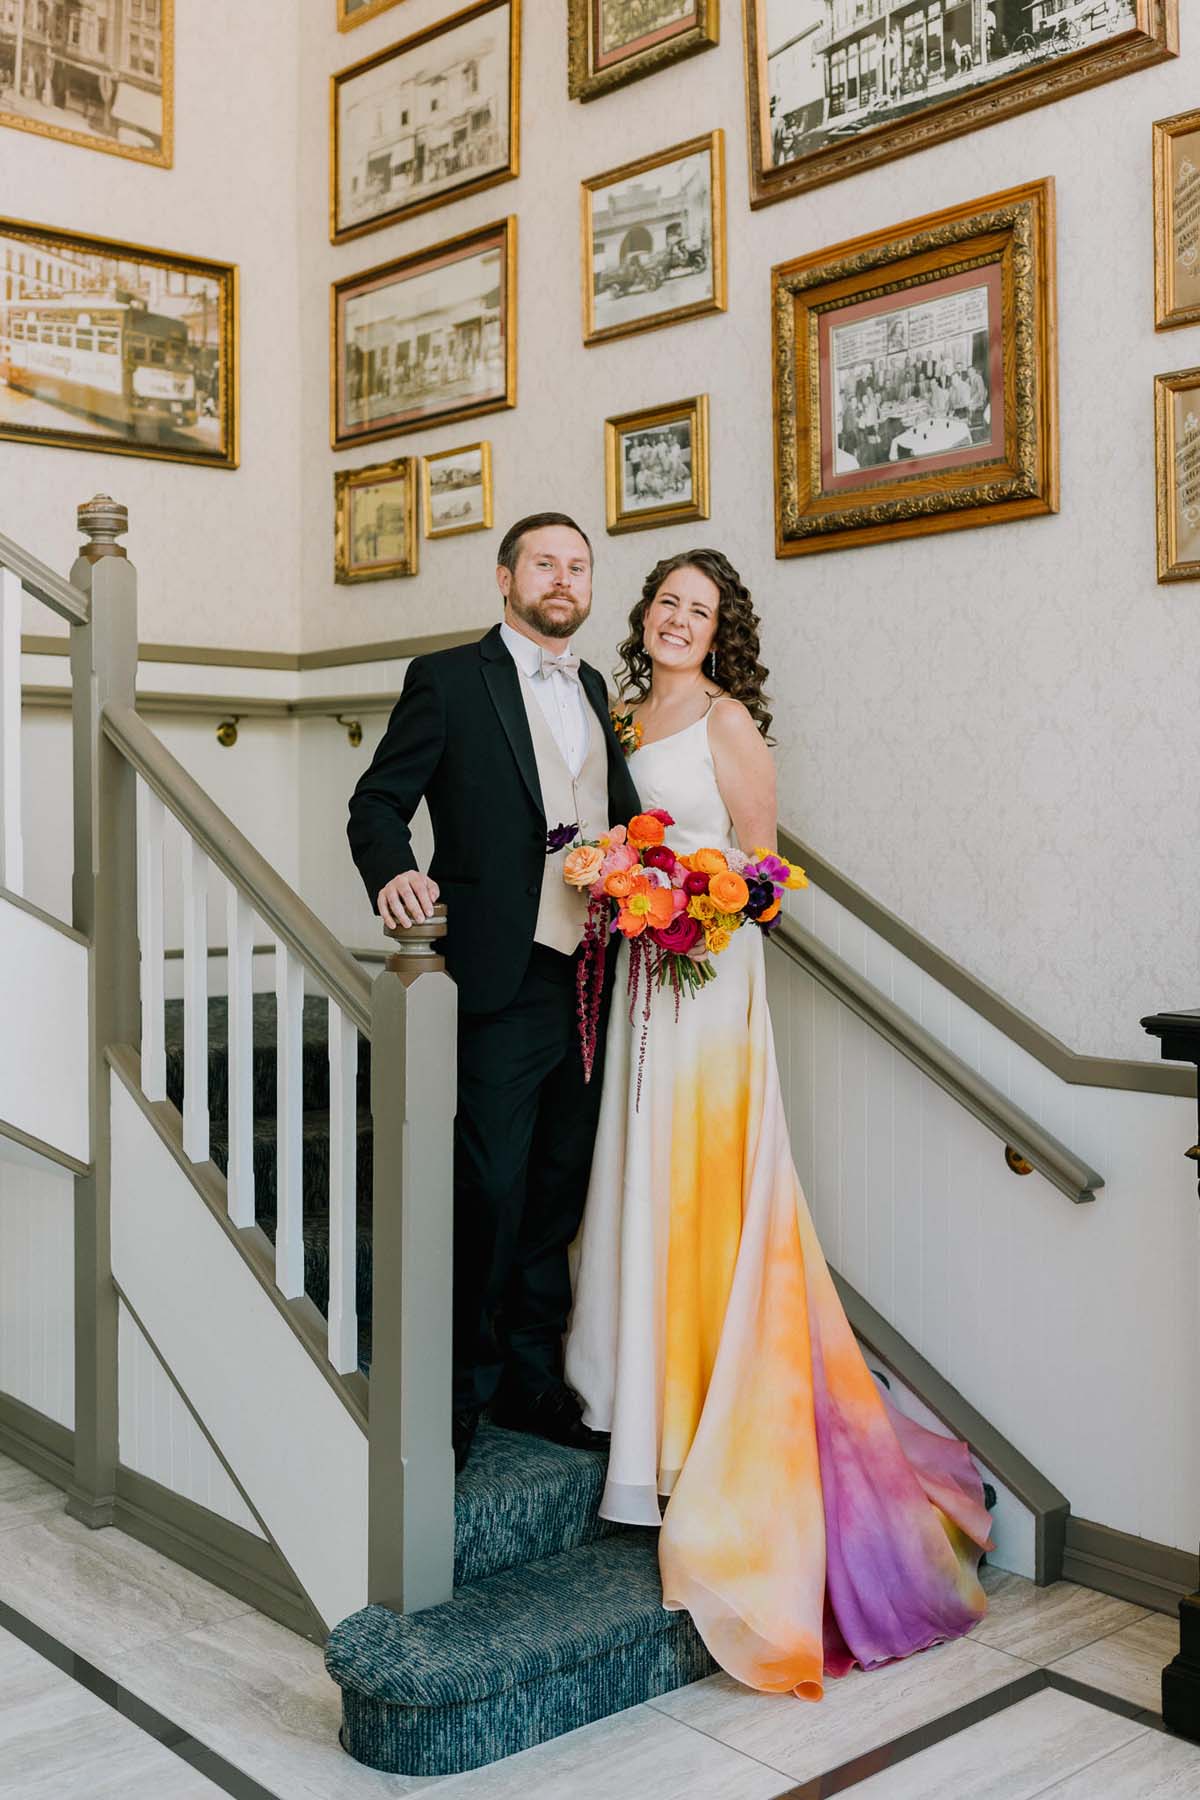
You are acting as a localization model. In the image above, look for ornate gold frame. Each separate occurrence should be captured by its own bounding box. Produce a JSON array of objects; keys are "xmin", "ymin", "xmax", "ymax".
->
[
  {"xmin": 331, "ymin": 0, "xmax": 520, "ymax": 244},
  {"xmin": 0, "ymin": 0, "xmax": 174, "ymax": 166},
  {"xmin": 0, "ymin": 214, "xmax": 237, "ymax": 469},
  {"xmin": 331, "ymin": 215, "xmax": 517, "ymax": 450},
  {"xmin": 1154, "ymin": 366, "xmax": 1200, "ymax": 582},
  {"xmin": 744, "ymin": 0, "xmax": 1177, "ymax": 209},
  {"xmin": 338, "ymin": 0, "xmax": 408, "ymax": 29},
  {"xmin": 1154, "ymin": 107, "xmax": 1200, "ymax": 332},
  {"xmin": 422, "ymin": 440, "xmax": 494, "ymax": 539},
  {"xmin": 604, "ymin": 395, "xmax": 709, "ymax": 534},
  {"xmin": 771, "ymin": 178, "xmax": 1058, "ymax": 558},
  {"xmin": 335, "ymin": 457, "xmax": 419, "ymax": 583},
  {"xmin": 568, "ymin": 0, "xmax": 718, "ymax": 102},
  {"xmin": 581, "ymin": 130, "xmax": 726, "ymax": 348}
]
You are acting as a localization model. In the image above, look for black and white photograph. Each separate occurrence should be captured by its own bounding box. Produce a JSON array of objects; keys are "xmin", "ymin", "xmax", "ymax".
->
[
  {"xmin": 0, "ymin": 0, "xmax": 172, "ymax": 165},
  {"xmin": 0, "ymin": 218, "xmax": 236, "ymax": 466},
  {"xmin": 604, "ymin": 394, "xmax": 709, "ymax": 532},
  {"xmin": 339, "ymin": 0, "xmax": 407, "ymax": 29},
  {"xmin": 568, "ymin": 0, "xmax": 718, "ymax": 100},
  {"xmin": 334, "ymin": 456, "xmax": 419, "ymax": 582},
  {"xmin": 423, "ymin": 440, "xmax": 493, "ymax": 537},
  {"xmin": 332, "ymin": 0, "xmax": 519, "ymax": 242},
  {"xmin": 332, "ymin": 217, "xmax": 516, "ymax": 448},
  {"xmin": 583, "ymin": 129, "xmax": 725, "ymax": 345}
]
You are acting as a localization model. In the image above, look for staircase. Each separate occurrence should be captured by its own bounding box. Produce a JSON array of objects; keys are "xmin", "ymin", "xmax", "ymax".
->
[{"xmin": 163, "ymin": 994, "xmax": 715, "ymax": 1775}]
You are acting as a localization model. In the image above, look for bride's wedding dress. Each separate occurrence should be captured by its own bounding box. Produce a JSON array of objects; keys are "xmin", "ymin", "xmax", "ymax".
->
[{"xmin": 565, "ymin": 706, "xmax": 991, "ymax": 1698}]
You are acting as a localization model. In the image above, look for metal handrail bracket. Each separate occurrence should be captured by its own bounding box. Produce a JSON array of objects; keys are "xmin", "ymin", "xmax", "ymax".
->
[{"xmin": 0, "ymin": 529, "xmax": 89, "ymax": 626}]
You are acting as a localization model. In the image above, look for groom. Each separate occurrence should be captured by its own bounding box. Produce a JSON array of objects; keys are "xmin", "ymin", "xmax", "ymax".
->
[{"xmin": 347, "ymin": 513, "xmax": 640, "ymax": 1472}]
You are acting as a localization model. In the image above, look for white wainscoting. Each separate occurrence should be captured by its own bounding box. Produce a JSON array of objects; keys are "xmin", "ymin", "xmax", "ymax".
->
[
  {"xmin": 117, "ymin": 1301, "xmax": 263, "ymax": 1538},
  {"xmin": 0, "ymin": 1136, "xmax": 73, "ymax": 1427},
  {"xmin": 0, "ymin": 894, "xmax": 87, "ymax": 1162},
  {"xmin": 768, "ymin": 882, "xmax": 1200, "ymax": 1556}
]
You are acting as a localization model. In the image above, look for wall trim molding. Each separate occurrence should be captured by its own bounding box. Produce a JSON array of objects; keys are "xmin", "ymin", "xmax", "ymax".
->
[
  {"xmin": 0, "ymin": 882, "xmax": 88, "ymax": 948},
  {"xmin": 0, "ymin": 1113, "xmax": 90, "ymax": 1177},
  {"xmin": 1064, "ymin": 1517, "xmax": 1197, "ymax": 1617},
  {"xmin": 22, "ymin": 627, "xmax": 485, "ymax": 671}
]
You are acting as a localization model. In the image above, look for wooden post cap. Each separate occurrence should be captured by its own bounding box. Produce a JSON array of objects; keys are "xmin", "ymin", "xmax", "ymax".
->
[{"xmin": 77, "ymin": 495, "xmax": 129, "ymax": 558}]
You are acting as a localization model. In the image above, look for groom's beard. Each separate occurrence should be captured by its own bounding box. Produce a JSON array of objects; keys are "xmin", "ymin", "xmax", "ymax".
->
[{"xmin": 507, "ymin": 587, "xmax": 590, "ymax": 641}]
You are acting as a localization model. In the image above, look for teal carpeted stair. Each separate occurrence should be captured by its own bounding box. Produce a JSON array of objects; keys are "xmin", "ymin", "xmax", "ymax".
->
[{"xmin": 163, "ymin": 994, "xmax": 712, "ymax": 1775}]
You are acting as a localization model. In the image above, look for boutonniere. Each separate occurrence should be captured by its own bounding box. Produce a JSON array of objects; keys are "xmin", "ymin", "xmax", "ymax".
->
[{"xmin": 610, "ymin": 708, "xmax": 643, "ymax": 759}]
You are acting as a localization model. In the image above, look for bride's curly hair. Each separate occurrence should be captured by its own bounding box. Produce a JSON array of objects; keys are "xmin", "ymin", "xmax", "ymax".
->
[{"xmin": 614, "ymin": 549, "xmax": 773, "ymax": 740}]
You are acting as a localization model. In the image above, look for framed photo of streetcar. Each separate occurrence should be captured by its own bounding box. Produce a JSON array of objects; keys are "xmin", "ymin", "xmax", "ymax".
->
[
  {"xmin": 332, "ymin": 0, "xmax": 520, "ymax": 243},
  {"xmin": 605, "ymin": 395, "xmax": 709, "ymax": 533},
  {"xmin": 1154, "ymin": 107, "xmax": 1200, "ymax": 332},
  {"xmin": 568, "ymin": 1, "xmax": 719, "ymax": 102},
  {"xmin": 339, "ymin": 0, "xmax": 408, "ymax": 28},
  {"xmin": 582, "ymin": 130, "xmax": 726, "ymax": 346},
  {"xmin": 744, "ymin": 0, "xmax": 1177, "ymax": 208},
  {"xmin": 1155, "ymin": 367, "xmax": 1200, "ymax": 582},
  {"xmin": 0, "ymin": 0, "xmax": 173, "ymax": 166},
  {"xmin": 771, "ymin": 178, "xmax": 1058, "ymax": 556},
  {"xmin": 335, "ymin": 456, "xmax": 419, "ymax": 582},
  {"xmin": 0, "ymin": 217, "xmax": 237, "ymax": 468},
  {"xmin": 331, "ymin": 216, "xmax": 516, "ymax": 449},
  {"xmin": 422, "ymin": 440, "xmax": 493, "ymax": 537}
]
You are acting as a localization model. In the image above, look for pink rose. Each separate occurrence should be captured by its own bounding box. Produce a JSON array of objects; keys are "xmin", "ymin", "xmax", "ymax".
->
[
  {"xmin": 682, "ymin": 871, "xmax": 710, "ymax": 896},
  {"xmin": 643, "ymin": 845, "xmax": 677, "ymax": 874},
  {"xmin": 649, "ymin": 912, "xmax": 702, "ymax": 954},
  {"xmin": 601, "ymin": 842, "xmax": 638, "ymax": 876}
]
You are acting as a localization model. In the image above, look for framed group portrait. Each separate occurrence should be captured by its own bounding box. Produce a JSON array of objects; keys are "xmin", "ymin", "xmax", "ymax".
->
[
  {"xmin": 1155, "ymin": 367, "xmax": 1200, "ymax": 583},
  {"xmin": 335, "ymin": 456, "xmax": 419, "ymax": 583},
  {"xmin": 331, "ymin": 0, "xmax": 520, "ymax": 243},
  {"xmin": 1154, "ymin": 107, "xmax": 1200, "ymax": 332},
  {"xmin": 568, "ymin": 1, "xmax": 719, "ymax": 102},
  {"xmin": 422, "ymin": 441, "xmax": 494, "ymax": 538},
  {"xmin": 0, "ymin": 0, "xmax": 173, "ymax": 166},
  {"xmin": 771, "ymin": 177, "xmax": 1058, "ymax": 557},
  {"xmin": 605, "ymin": 395, "xmax": 709, "ymax": 533},
  {"xmin": 744, "ymin": 0, "xmax": 1177, "ymax": 208},
  {"xmin": 339, "ymin": 0, "xmax": 408, "ymax": 28},
  {"xmin": 0, "ymin": 216, "xmax": 237, "ymax": 468},
  {"xmin": 582, "ymin": 129, "xmax": 726, "ymax": 346},
  {"xmin": 331, "ymin": 216, "xmax": 516, "ymax": 450}
]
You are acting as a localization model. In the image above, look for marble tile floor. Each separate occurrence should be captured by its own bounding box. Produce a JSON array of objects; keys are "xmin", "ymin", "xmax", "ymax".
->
[{"xmin": 2, "ymin": 1449, "xmax": 1199, "ymax": 1800}]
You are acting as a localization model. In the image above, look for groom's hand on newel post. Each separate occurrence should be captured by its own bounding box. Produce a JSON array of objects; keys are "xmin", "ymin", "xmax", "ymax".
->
[{"xmin": 377, "ymin": 870, "xmax": 441, "ymax": 930}]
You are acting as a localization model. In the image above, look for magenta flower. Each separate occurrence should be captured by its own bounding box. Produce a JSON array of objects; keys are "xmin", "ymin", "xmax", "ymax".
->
[{"xmin": 649, "ymin": 912, "xmax": 702, "ymax": 954}]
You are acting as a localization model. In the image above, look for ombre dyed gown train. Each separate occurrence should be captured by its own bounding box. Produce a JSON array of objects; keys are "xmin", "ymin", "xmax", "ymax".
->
[{"xmin": 564, "ymin": 708, "xmax": 991, "ymax": 1699}]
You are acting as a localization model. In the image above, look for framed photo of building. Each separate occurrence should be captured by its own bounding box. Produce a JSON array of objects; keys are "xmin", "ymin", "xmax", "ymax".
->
[
  {"xmin": 1154, "ymin": 108, "xmax": 1200, "ymax": 332},
  {"xmin": 582, "ymin": 130, "xmax": 725, "ymax": 346},
  {"xmin": 745, "ymin": 0, "xmax": 1177, "ymax": 209},
  {"xmin": 1155, "ymin": 367, "xmax": 1200, "ymax": 582},
  {"xmin": 331, "ymin": 216, "xmax": 516, "ymax": 449},
  {"xmin": 339, "ymin": 0, "xmax": 408, "ymax": 29},
  {"xmin": 772, "ymin": 178, "xmax": 1058, "ymax": 557},
  {"xmin": 568, "ymin": 1, "xmax": 719, "ymax": 102},
  {"xmin": 422, "ymin": 440, "xmax": 493, "ymax": 537},
  {"xmin": 335, "ymin": 457, "xmax": 419, "ymax": 582},
  {"xmin": 0, "ymin": 0, "xmax": 173, "ymax": 166},
  {"xmin": 0, "ymin": 216, "xmax": 237, "ymax": 468},
  {"xmin": 605, "ymin": 395, "xmax": 709, "ymax": 533},
  {"xmin": 332, "ymin": 0, "xmax": 520, "ymax": 243}
]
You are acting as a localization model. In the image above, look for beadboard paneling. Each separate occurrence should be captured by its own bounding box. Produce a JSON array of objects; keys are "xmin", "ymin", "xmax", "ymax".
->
[{"xmin": 0, "ymin": 1139, "xmax": 73, "ymax": 1427}]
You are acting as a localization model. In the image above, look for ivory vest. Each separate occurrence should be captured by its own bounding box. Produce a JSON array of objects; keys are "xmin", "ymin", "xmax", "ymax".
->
[{"xmin": 516, "ymin": 674, "xmax": 610, "ymax": 955}]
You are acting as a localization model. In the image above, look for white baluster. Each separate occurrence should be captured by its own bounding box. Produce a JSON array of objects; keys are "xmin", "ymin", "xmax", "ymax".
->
[
  {"xmin": 275, "ymin": 941, "xmax": 304, "ymax": 1299},
  {"xmin": 0, "ymin": 568, "xmax": 23, "ymax": 894},
  {"xmin": 181, "ymin": 834, "xmax": 210, "ymax": 1163},
  {"xmin": 226, "ymin": 883, "xmax": 256, "ymax": 1228},
  {"xmin": 328, "ymin": 1001, "xmax": 358, "ymax": 1374},
  {"xmin": 137, "ymin": 779, "xmax": 166, "ymax": 1101}
]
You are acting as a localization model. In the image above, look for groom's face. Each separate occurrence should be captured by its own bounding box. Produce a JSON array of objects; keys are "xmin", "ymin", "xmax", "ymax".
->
[{"xmin": 498, "ymin": 526, "xmax": 592, "ymax": 643}]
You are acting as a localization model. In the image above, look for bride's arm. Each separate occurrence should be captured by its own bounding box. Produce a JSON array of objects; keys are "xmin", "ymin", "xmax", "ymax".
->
[{"xmin": 707, "ymin": 698, "xmax": 778, "ymax": 853}]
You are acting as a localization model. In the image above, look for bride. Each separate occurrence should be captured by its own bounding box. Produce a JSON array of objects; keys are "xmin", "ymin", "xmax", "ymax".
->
[{"xmin": 565, "ymin": 549, "xmax": 991, "ymax": 1699}]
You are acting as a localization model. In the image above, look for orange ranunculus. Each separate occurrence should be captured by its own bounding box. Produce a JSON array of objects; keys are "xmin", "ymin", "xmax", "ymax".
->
[
  {"xmin": 617, "ymin": 884, "xmax": 674, "ymax": 937},
  {"xmin": 709, "ymin": 870, "xmax": 750, "ymax": 913},
  {"xmin": 758, "ymin": 896, "xmax": 782, "ymax": 922},
  {"xmin": 563, "ymin": 844, "xmax": 604, "ymax": 888},
  {"xmin": 626, "ymin": 812, "xmax": 666, "ymax": 851},
  {"xmin": 605, "ymin": 869, "xmax": 636, "ymax": 898},
  {"xmin": 690, "ymin": 847, "xmax": 728, "ymax": 876}
]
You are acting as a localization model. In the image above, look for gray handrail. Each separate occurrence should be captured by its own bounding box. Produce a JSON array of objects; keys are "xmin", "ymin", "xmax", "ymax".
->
[
  {"xmin": 102, "ymin": 701, "xmax": 371, "ymax": 1036},
  {"xmin": 769, "ymin": 913, "xmax": 1103, "ymax": 1204},
  {"xmin": 0, "ymin": 528, "xmax": 89, "ymax": 625}
]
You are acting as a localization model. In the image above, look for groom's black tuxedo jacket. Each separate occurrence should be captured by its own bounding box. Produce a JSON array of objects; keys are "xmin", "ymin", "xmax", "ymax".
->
[{"xmin": 347, "ymin": 623, "xmax": 641, "ymax": 1015}]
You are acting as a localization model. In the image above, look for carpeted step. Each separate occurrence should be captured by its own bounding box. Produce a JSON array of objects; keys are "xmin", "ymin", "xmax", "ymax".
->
[
  {"xmin": 163, "ymin": 995, "xmax": 371, "ymax": 1125},
  {"xmin": 326, "ymin": 1530, "xmax": 714, "ymax": 1775},
  {"xmin": 206, "ymin": 1107, "xmax": 373, "ymax": 1227},
  {"xmin": 452, "ymin": 1424, "xmax": 614, "ymax": 1588}
]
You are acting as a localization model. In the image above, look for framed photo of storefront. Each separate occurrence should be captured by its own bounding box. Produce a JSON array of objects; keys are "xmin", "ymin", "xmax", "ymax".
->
[
  {"xmin": 0, "ymin": 216, "xmax": 237, "ymax": 468},
  {"xmin": 567, "ymin": 1, "xmax": 719, "ymax": 102},
  {"xmin": 1155, "ymin": 367, "xmax": 1200, "ymax": 582},
  {"xmin": 605, "ymin": 395, "xmax": 709, "ymax": 533},
  {"xmin": 331, "ymin": 0, "xmax": 520, "ymax": 243},
  {"xmin": 0, "ymin": 0, "xmax": 173, "ymax": 166},
  {"xmin": 1154, "ymin": 108, "xmax": 1200, "ymax": 332},
  {"xmin": 582, "ymin": 130, "xmax": 726, "ymax": 347},
  {"xmin": 771, "ymin": 178, "xmax": 1058, "ymax": 557},
  {"xmin": 745, "ymin": 0, "xmax": 1177, "ymax": 209},
  {"xmin": 335, "ymin": 456, "xmax": 419, "ymax": 582},
  {"xmin": 331, "ymin": 216, "xmax": 516, "ymax": 449},
  {"xmin": 422, "ymin": 440, "xmax": 493, "ymax": 537}
]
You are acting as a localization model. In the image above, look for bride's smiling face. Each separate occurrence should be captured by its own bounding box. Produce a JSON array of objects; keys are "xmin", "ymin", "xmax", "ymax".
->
[{"xmin": 643, "ymin": 564, "xmax": 720, "ymax": 675}]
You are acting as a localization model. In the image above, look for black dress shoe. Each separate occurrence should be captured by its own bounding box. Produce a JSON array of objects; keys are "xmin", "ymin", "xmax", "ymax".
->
[
  {"xmin": 495, "ymin": 1383, "xmax": 609, "ymax": 1453},
  {"xmin": 453, "ymin": 1406, "xmax": 481, "ymax": 1474}
]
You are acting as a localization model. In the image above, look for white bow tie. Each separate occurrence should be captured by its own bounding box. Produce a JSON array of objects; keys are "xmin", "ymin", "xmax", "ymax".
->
[{"xmin": 538, "ymin": 649, "xmax": 581, "ymax": 683}]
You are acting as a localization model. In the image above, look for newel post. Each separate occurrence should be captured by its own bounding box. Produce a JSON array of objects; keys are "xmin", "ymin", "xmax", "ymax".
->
[
  {"xmin": 368, "ymin": 903, "xmax": 457, "ymax": 1612},
  {"xmin": 67, "ymin": 495, "xmax": 139, "ymax": 1527}
]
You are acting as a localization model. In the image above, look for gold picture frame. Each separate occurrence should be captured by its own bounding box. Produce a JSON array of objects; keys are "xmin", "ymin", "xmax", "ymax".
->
[
  {"xmin": 582, "ymin": 130, "xmax": 726, "ymax": 347},
  {"xmin": 744, "ymin": 0, "xmax": 1177, "ymax": 210},
  {"xmin": 331, "ymin": 216, "xmax": 517, "ymax": 450},
  {"xmin": 772, "ymin": 177, "xmax": 1058, "ymax": 558},
  {"xmin": 335, "ymin": 457, "xmax": 419, "ymax": 583},
  {"xmin": 605, "ymin": 395, "xmax": 709, "ymax": 534},
  {"xmin": 0, "ymin": 215, "xmax": 237, "ymax": 469},
  {"xmin": 339, "ymin": 0, "xmax": 408, "ymax": 28},
  {"xmin": 331, "ymin": 0, "xmax": 520, "ymax": 244},
  {"xmin": 567, "ymin": 1, "xmax": 718, "ymax": 102},
  {"xmin": 422, "ymin": 441, "xmax": 494, "ymax": 538},
  {"xmin": 1154, "ymin": 367, "xmax": 1200, "ymax": 582},
  {"xmin": 0, "ymin": 0, "xmax": 174, "ymax": 166},
  {"xmin": 1154, "ymin": 107, "xmax": 1200, "ymax": 331}
]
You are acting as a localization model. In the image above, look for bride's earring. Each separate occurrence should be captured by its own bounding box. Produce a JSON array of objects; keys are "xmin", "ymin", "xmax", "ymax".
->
[{"xmin": 707, "ymin": 650, "xmax": 717, "ymax": 680}]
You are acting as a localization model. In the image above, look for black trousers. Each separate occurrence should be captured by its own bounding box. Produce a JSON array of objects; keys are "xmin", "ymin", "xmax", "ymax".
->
[{"xmin": 452, "ymin": 943, "xmax": 612, "ymax": 1410}]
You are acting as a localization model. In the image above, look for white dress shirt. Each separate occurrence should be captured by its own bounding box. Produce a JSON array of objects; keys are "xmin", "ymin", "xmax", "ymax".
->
[{"xmin": 499, "ymin": 620, "xmax": 589, "ymax": 777}]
